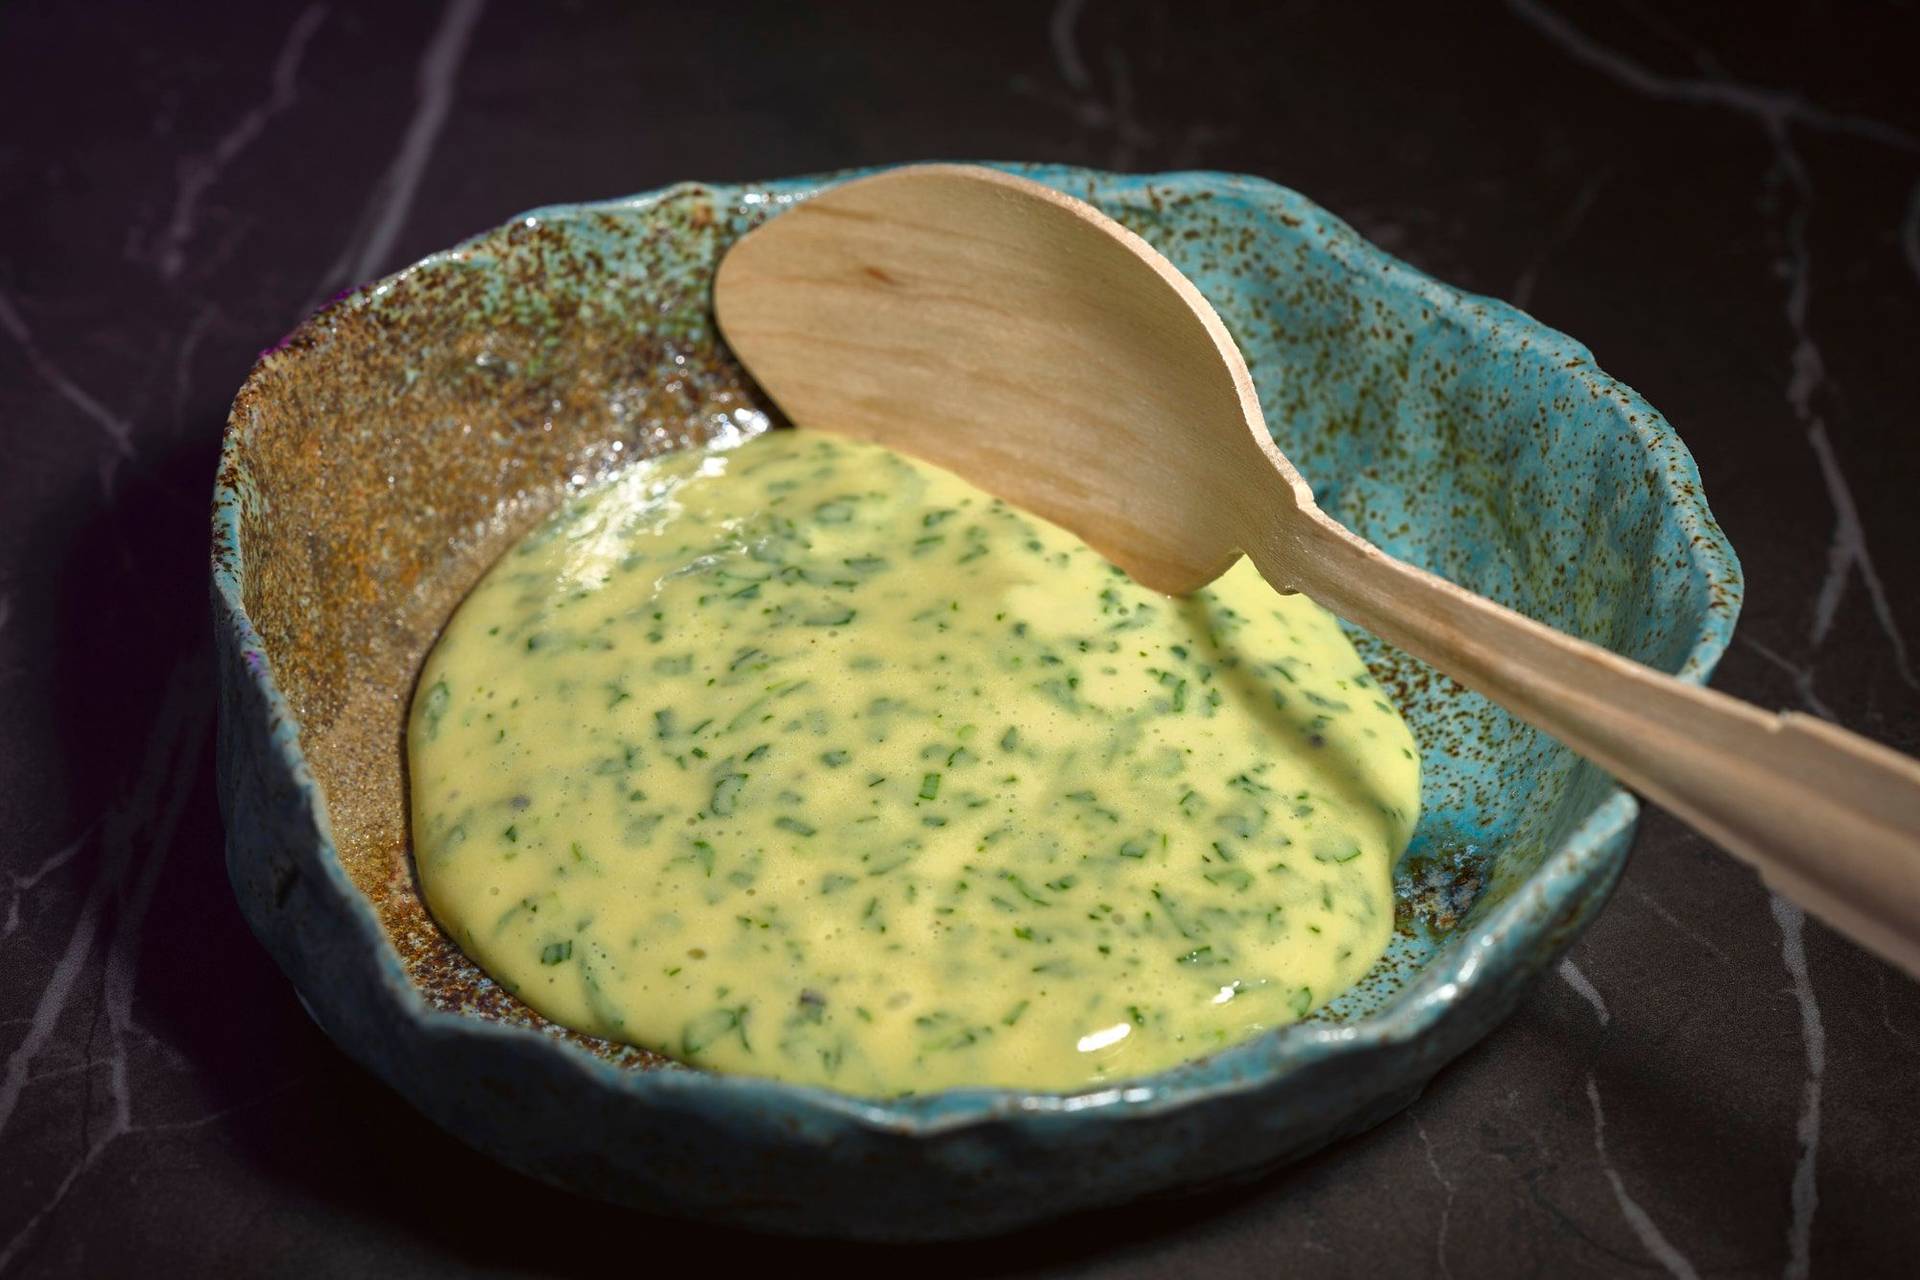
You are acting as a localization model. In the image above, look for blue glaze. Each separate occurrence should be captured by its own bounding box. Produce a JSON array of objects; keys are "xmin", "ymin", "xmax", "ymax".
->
[{"xmin": 212, "ymin": 165, "xmax": 1741, "ymax": 1239}]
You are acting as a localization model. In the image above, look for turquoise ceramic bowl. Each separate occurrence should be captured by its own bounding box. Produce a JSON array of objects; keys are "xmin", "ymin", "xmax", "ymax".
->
[{"xmin": 212, "ymin": 164, "xmax": 1740, "ymax": 1240}]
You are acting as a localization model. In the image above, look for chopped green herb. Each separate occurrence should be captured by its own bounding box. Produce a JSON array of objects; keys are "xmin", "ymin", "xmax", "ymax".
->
[{"xmin": 408, "ymin": 427, "xmax": 1417, "ymax": 1097}]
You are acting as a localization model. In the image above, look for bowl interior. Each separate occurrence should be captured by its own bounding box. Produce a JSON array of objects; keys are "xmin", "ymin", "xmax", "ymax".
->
[{"xmin": 220, "ymin": 166, "xmax": 1738, "ymax": 1075}]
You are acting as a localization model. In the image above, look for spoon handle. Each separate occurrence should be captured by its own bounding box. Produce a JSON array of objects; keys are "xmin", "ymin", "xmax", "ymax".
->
[{"xmin": 1263, "ymin": 515, "xmax": 1920, "ymax": 978}]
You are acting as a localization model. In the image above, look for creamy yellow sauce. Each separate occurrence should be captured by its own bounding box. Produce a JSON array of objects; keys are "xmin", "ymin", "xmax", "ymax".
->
[{"xmin": 409, "ymin": 430, "xmax": 1419, "ymax": 1095}]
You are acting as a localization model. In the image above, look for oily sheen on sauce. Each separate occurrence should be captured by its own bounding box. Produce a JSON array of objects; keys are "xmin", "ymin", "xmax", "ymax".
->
[{"xmin": 408, "ymin": 429, "xmax": 1419, "ymax": 1095}]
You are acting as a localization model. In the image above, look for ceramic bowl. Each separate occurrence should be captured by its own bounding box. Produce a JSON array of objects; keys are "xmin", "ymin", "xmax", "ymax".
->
[{"xmin": 211, "ymin": 164, "xmax": 1741, "ymax": 1240}]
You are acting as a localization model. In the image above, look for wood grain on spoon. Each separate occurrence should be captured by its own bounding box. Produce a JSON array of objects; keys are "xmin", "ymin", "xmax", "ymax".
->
[{"xmin": 713, "ymin": 162, "xmax": 1920, "ymax": 978}]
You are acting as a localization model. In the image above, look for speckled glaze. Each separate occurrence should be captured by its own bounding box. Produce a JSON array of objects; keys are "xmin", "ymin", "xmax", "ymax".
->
[{"xmin": 211, "ymin": 165, "xmax": 1741, "ymax": 1240}]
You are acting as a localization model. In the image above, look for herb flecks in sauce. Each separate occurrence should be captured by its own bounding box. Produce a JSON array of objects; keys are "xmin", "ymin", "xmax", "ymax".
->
[{"xmin": 409, "ymin": 430, "xmax": 1420, "ymax": 1095}]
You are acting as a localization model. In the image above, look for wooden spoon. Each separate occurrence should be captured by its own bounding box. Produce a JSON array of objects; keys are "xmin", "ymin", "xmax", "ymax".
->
[{"xmin": 713, "ymin": 163, "xmax": 1920, "ymax": 977}]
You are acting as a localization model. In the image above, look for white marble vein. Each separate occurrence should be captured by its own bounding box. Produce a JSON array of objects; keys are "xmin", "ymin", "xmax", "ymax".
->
[
  {"xmin": 19, "ymin": 1059, "xmax": 105, "ymax": 1091},
  {"xmin": 2, "ymin": 828, "xmax": 92, "ymax": 939},
  {"xmin": 1510, "ymin": 169, "xmax": 1613, "ymax": 310},
  {"xmin": 1805, "ymin": 418, "xmax": 1914, "ymax": 686},
  {"xmin": 1769, "ymin": 895, "xmax": 1826, "ymax": 1280},
  {"xmin": 307, "ymin": 0, "xmax": 486, "ymax": 309},
  {"xmin": 1558, "ymin": 957, "xmax": 1612, "ymax": 1025},
  {"xmin": 1507, "ymin": 0, "xmax": 1918, "ymax": 150},
  {"xmin": 99, "ymin": 669, "xmax": 208, "ymax": 1131},
  {"xmin": 1413, "ymin": 1115, "xmax": 1457, "ymax": 1280},
  {"xmin": 0, "ymin": 1149, "xmax": 102, "ymax": 1275},
  {"xmin": 0, "ymin": 854, "xmax": 110, "ymax": 1142},
  {"xmin": 1561, "ymin": 908, "xmax": 1699, "ymax": 1274},
  {"xmin": 1742, "ymin": 637, "xmax": 1838, "ymax": 721},
  {"xmin": 0, "ymin": 289, "xmax": 137, "ymax": 491},
  {"xmin": 1021, "ymin": 0, "xmax": 1149, "ymax": 169},
  {"xmin": 138, "ymin": 1075, "xmax": 309, "ymax": 1136},
  {"xmin": 1508, "ymin": 13, "xmax": 1880, "ymax": 1271},
  {"xmin": 1769, "ymin": 120, "xmax": 1918, "ymax": 688},
  {"xmin": 1622, "ymin": 882, "xmax": 1733, "ymax": 963},
  {"xmin": 0, "ymin": 663, "xmax": 212, "ymax": 1271},
  {"xmin": 1016, "ymin": 0, "xmax": 1219, "ymax": 172},
  {"xmin": 1049, "ymin": 0, "xmax": 1091, "ymax": 92},
  {"xmin": 154, "ymin": 5, "xmax": 328, "ymax": 281},
  {"xmin": 1508, "ymin": 0, "xmax": 1918, "ymax": 693},
  {"xmin": 171, "ymin": 303, "xmax": 219, "ymax": 429},
  {"xmin": 1585, "ymin": 1072, "xmax": 1702, "ymax": 1280},
  {"xmin": 1878, "ymin": 970, "xmax": 1919, "ymax": 1055}
]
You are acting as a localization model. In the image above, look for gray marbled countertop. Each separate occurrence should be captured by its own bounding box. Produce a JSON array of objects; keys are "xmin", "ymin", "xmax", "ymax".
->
[{"xmin": 2, "ymin": 1, "xmax": 1915, "ymax": 1275}]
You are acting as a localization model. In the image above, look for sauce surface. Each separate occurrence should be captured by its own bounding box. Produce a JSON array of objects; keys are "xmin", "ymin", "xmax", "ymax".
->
[{"xmin": 409, "ymin": 430, "xmax": 1419, "ymax": 1094}]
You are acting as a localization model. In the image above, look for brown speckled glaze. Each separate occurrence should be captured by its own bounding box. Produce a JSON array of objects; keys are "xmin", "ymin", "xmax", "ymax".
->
[
  {"xmin": 211, "ymin": 166, "xmax": 1740, "ymax": 1238},
  {"xmin": 224, "ymin": 196, "xmax": 788, "ymax": 1067}
]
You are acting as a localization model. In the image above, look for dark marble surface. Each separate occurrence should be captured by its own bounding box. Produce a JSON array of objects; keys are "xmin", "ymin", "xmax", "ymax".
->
[{"xmin": 2, "ymin": 1, "xmax": 1916, "ymax": 1274}]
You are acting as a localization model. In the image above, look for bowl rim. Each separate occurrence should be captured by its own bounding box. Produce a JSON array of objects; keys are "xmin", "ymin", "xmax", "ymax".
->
[{"xmin": 212, "ymin": 162, "xmax": 1743, "ymax": 1136}]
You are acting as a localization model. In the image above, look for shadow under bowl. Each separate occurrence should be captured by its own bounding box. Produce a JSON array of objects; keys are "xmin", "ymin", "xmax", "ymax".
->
[{"xmin": 211, "ymin": 163, "xmax": 1741, "ymax": 1241}]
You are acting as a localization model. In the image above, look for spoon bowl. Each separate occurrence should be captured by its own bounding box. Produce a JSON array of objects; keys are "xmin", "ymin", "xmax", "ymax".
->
[
  {"xmin": 715, "ymin": 163, "xmax": 1920, "ymax": 977},
  {"xmin": 717, "ymin": 165, "xmax": 1287, "ymax": 593}
]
